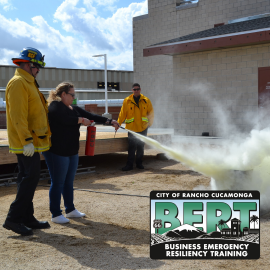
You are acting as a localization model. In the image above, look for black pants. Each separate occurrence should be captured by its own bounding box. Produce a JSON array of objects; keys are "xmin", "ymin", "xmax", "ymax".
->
[
  {"xmin": 127, "ymin": 128, "xmax": 148, "ymax": 166},
  {"xmin": 6, "ymin": 153, "xmax": 41, "ymax": 224}
]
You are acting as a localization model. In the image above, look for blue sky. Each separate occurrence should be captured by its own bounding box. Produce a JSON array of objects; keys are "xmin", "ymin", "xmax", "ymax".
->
[{"xmin": 0, "ymin": 0, "xmax": 148, "ymax": 70}]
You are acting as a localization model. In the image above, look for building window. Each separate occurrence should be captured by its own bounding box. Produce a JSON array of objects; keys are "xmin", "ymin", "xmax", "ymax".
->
[{"xmin": 176, "ymin": 0, "xmax": 199, "ymax": 10}]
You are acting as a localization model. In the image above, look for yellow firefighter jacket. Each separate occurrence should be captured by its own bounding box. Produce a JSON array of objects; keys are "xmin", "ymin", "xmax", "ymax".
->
[
  {"xmin": 5, "ymin": 68, "xmax": 51, "ymax": 154},
  {"xmin": 118, "ymin": 94, "xmax": 154, "ymax": 132}
]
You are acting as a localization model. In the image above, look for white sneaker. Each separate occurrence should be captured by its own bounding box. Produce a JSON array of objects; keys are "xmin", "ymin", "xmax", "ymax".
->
[
  {"xmin": 66, "ymin": 209, "xmax": 86, "ymax": 218},
  {"xmin": 51, "ymin": 215, "xmax": 70, "ymax": 224}
]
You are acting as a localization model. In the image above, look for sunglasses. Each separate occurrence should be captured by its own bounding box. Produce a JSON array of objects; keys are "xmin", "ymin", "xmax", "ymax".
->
[
  {"xmin": 67, "ymin": 93, "xmax": 75, "ymax": 98},
  {"xmin": 31, "ymin": 63, "xmax": 41, "ymax": 70},
  {"xmin": 133, "ymin": 88, "xmax": 140, "ymax": 91}
]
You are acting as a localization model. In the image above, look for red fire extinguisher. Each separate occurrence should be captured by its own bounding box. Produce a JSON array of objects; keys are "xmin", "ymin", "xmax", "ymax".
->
[{"xmin": 85, "ymin": 121, "xmax": 96, "ymax": 156}]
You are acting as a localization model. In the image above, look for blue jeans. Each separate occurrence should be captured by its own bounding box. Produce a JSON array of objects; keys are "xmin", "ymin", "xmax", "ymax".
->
[{"xmin": 42, "ymin": 151, "xmax": 78, "ymax": 218}]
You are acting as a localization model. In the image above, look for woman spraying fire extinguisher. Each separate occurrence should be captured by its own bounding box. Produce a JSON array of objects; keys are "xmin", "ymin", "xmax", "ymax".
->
[{"xmin": 43, "ymin": 82, "xmax": 119, "ymax": 224}]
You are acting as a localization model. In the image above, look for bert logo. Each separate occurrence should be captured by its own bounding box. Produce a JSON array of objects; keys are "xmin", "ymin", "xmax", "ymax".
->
[{"xmin": 150, "ymin": 191, "xmax": 260, "ymax": 260}]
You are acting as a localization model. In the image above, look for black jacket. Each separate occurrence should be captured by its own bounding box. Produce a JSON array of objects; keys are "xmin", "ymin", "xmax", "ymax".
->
[{"xmin": 48, "ymin": 101, "xmax": 107, "ymax": 156}]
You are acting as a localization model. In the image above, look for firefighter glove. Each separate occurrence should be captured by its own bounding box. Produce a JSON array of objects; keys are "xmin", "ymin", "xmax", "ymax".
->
[{"xmin": 23, "ymin": 143, "xmax": 35, "ymax": 157}]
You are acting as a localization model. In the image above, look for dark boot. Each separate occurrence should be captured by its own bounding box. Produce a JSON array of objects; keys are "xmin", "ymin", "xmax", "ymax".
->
[
  {"xmin": 24, "ymin": 220, "xmax": 50, "ymax": 229},
  {"xmin": 122, "ymin": 165, "xmax": 133, "ymax": 171},
  {"xmin": 3, "ymin": 220, "xmax": 33, "ymax": 236}
]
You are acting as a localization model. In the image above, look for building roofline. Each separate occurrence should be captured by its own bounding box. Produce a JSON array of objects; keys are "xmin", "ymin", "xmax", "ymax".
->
[
  {"xmin": 0, "ymin": 65, "xmax": 133, "ymax": 72},
  {"xmin": 146, "ymin": 27, "xmax": 270, "ymax": 49},
  {"xmin": 143, "ymin": 28, "xmax": 270, "ymax": 57}
]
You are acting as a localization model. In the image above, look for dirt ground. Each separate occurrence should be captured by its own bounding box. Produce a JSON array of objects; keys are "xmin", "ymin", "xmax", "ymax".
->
[{"xmin": 0, "ymin": 150, "xmax": 269, "ymax": 270}]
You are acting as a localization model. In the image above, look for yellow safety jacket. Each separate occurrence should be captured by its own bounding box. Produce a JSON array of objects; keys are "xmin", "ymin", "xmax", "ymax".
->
[
  {"xmin": 118, "ymin": 94, "xmax": 154, "ymax": 132},
  {"xmin": 5, "ymin": 68, "xmax": 51, "ymax": 154}
]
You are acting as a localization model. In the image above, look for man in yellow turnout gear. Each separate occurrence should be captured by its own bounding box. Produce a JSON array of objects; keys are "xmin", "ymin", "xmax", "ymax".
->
[
  {"xmin": 3, "ymin": 47, "xmax": 51, "ymax": 236},
  {"xmin": 117, "ymin": 83, "xmax": 154, "ymax": 171}
]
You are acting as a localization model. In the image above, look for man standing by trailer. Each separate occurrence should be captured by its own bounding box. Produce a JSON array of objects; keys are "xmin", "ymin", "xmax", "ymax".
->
[
  {"xmin": 3, "ymin": 47, "xmax": 51, "ymax": 236},
  {"xmin": 118, "ymin": 83, "xmax": 154, "ymax": 171}
]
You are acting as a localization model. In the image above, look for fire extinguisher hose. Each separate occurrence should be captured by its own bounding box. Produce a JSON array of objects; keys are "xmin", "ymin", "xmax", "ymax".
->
[{"xmin": 37, "ymin": 185, "xmax": 149, "ymax": 198}]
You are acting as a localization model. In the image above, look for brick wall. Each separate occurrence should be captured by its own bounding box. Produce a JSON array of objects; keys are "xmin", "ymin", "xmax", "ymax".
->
[
  {"xmin": 172, "ymin": 44, "xmax": 270, "ymax": 136},
  {"xmin": 85, "ymin": 105, "xmax": 121, "ymax": 121},
  {"xmin": 0, "ymin": 110, "xmax": 6, "ymax": 129},
  {"xmin": 133, "ymin": 0, "xmax": 270, "ymax": 133},
  {"xmin": 0, "ymin": 105, "xmax": 122, "ymax": 130}
]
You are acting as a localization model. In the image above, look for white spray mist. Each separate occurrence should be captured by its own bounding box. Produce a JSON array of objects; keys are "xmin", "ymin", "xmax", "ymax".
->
[
  {"xmin": 134, "ymin": 80, "xmax": 270, "ymax": 210},
  {"xmin": 129, "ymin": 127, "xmax": 270, "ymax": 210}
]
